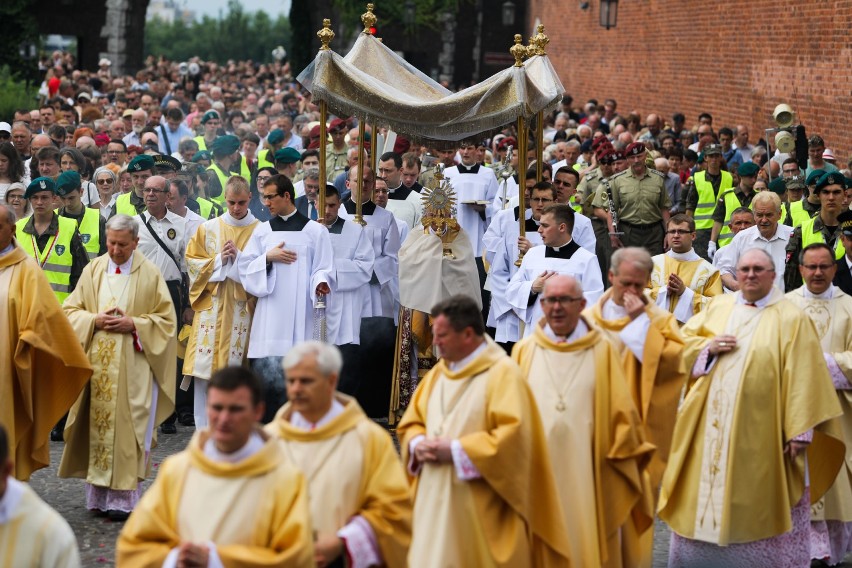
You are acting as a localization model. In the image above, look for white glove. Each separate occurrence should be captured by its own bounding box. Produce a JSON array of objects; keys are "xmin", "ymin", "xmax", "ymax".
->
[{"xmin": 707, "ymin": 241, "xmax": 717, "ymax": 259}]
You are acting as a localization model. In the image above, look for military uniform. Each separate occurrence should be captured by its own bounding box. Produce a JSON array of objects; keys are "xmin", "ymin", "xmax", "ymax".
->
[
  {"xmin": 592, "ymin": 166, "xmax": 670, "ymax": 256},
  {"xmin": 580, "ymin": 168, "xmax": 614, "ymax": 277},
  {"xmin": 325, "ymin": 144, "xmax": 348, "ymax": 181},
  {"xmin": 419, "ymin": 166, "xmax": 437, "ymax": 190},
  {"xmin": 711, "ymin": 187, "xmax": 756, "ymax": 247},
  {"xmin": 784, "ymin": 214, "xmax": 843, "ymax": 291}
]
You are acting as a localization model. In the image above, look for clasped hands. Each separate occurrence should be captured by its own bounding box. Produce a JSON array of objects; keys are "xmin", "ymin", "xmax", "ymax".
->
[
  {"xmin": 413, "ymin": 437, "xmax": 453, "ymax": 465},
  {"xmin": 94, "ymin": 307, "xmax": 135, "ymax": 333}
]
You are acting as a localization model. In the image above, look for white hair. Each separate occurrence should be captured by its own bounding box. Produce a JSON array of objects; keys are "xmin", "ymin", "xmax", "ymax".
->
[
  {"xmin": 106, "ymin": 213, "xmax": 139, "ymax": 238},
  {"xmin": 282, "ymin": 341, "xmax": 343, "ymax": 377}
]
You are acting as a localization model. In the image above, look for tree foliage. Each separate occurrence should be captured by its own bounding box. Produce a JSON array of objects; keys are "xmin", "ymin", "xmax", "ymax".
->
[
  {"xmin": 0, "ymin": 0, "xmax": 39, "ymax": 81},
  {"xmin": 144, "ymin": 0, "xmax": 292, "ymax": 64}
]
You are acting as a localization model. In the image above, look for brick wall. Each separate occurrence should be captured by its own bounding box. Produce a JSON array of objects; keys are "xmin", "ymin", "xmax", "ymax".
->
[{"xmin": 528, "ymin": 0, "xmax": 852, "ymax": 165}]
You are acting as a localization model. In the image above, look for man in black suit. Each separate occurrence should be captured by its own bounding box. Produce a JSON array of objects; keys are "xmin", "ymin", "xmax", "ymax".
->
[
  {"xmin": 834, "ymin": 210, "xmax": 852, "ymax": 295},
  {"xmin": 293, "ymin": 169, "xmax": 321, "ymax": 220}
]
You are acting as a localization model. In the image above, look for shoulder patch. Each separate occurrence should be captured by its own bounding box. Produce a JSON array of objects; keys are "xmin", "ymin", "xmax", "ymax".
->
[
  {"xmin": 648, "ymin": 168, "xmax": 666, "ymax": 178},
  {"xmin": 610, "ymin": 170, "xmax": 629, "ymax": 180}
]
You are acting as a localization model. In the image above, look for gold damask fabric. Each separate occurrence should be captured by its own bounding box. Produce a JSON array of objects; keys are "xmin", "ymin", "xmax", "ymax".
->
[{"xmin": 297, "ymin": 33, "xmax": 564, "ymax": 141}]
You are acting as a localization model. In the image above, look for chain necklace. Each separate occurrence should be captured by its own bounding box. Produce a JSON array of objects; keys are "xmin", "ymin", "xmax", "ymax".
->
[
  {"xmin": 538, "ymin": 345, "xmax": 573, "ymax": 412},
  {"xmin": 104, "ymin": 267, "xmax": 132, "ymax": 310}
]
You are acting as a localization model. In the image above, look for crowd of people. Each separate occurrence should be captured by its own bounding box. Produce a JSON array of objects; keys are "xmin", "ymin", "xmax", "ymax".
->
[{"xmin": 0, "ymin": 53, "xmax": 851, "ymax": 568}]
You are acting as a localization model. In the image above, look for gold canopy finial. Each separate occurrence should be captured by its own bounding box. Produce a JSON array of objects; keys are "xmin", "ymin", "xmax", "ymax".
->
[
  {"xmin": 317, "ymin": 19, "xmax": 335, "ymax": 50},
  {"xmin": 510, "ymin": 34, "xmax": 526, "ymax": 67},
  {"xmin": 362, "ymin": 3, "xmax": 377, "ymax": 34},
  {"xmin": 532, "ymin": 24, "xmax": 549, "ymax": 56}
]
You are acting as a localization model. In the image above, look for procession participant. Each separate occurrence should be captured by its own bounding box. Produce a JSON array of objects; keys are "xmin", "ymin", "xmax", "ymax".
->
[
  {"xmin": 325, "ymin": 118, "xmax": 350, "ymax": 180},
  {"xmin": 15, "ymin": 176, "xmax": 89, "ymax": 303},
  {"xmin": 835, "ymin": 210, "xmax": 852, "ymax": 296},
  {"xmin": 59, "ymin": 214, "xmax": 177, "ymax": 521},
  {"xmin": 784, "ymin": 242, "xmax": 852, "ymax": 565},
  {"xmin": 584, "ymin": 247, "xmax": 686, "ymax": 489},
  {"xmin": 239, "ymin": 174, "xmax": 332, "ymax": 422},
  {"xmin": 659, "ymin": 248, "xmax": 844, "ymax": 568},
  {"xmin": 713, "ymin": 206, "xmax": 755, "ymax": 271},
  {"xmin": 378, "ymin": 151, "xmax": 422, "ymax": 231},
  {"xmin": 0, "ymin": 203, "xmax": 90, "ymax": 480},
  {"xmin": 0, "ymin": 424, "xmax": 81, "ymax": 567},
  {"xmin": 193, "ymin": 110, "xmax": 220, "ymax": 151},
  {"xmin": 206, "ymin": 135, "xmax": 245, "ymax": 205},
  {"xmin": 183, "ymin": 176, "xmax": 259, "ymax": 429},
  {"xmin": 116, "ymin": 367, "xmax": 314, "ymax": 567},
  {"xmin": 373, "ymin": 177, "xmax": 410, "ymax": 243},
  {"xmin": 266, "ymin": 342, "xmax": 411, "ymax": 568},
  {"xmin": 397, "ymin": 295, "xmax": 571, "ymax": 567},
  {"xmin": 513, "ymin": 275, "xmax": 655, "ymax": 567},
  {"xmin": 710, "ymin": 161, "xmax": 759, "ymax": 250},
  {"xmin": 113, "ymin": 155, "xmax": 153, "ymax": 217},
  {"xmin": 56, "ymin": 170, "xmax": 107, "ymax": 260},
  {"xmin": 647, "ymin": 214, "xmax": 722, "ymax": 324},
  {"xmin": 507, "ymin": 204, "xmax": 603, "ymax": 338},
  {"xmin": 685, "ymin": 143, "xmax": 733, "ymax": 259}
]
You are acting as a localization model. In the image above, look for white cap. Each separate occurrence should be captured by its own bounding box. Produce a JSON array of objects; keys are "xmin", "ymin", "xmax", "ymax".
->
[
  {"xmin": 99, "ymin": 58, "xmax": 111, "ymax": 67},
  {"xmin": 0, "ymin": 122, "xmax": 11, "ymax": 134}
]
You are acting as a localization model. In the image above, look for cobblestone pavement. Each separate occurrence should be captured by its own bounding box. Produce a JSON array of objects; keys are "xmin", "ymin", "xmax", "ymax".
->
[{"xmin": 28, "ymin": 425, "xmax": 850, "ymax": 567}]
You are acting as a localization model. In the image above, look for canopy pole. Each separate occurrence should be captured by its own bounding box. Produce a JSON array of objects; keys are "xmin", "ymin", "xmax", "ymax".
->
[
  {"xmin": 318, "ymin": 100, "xmax": 328, "ymax": 225},
  {"xmin": 516, "ymin": 114, "xmax": 528, "ymax": 267},
  {"xmin": 354, "ymin": 118, "xmax": 367, "ymax": 226},
  {"xmin": 536, "ymin": 111, "xmax": 544, "ymax": 182},
  {"xmin": 370, "ymin": 122, "xmax": 378, "ymax": 174}
]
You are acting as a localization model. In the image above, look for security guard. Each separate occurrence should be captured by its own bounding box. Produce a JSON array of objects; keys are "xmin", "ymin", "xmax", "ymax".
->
[
  {"xmin": 112, "ymin": 154, "xmax": 153, "ymax": 217},
  {"xmin": 784, "ymin": 171, "xmax": 847, "ymax": 291},
  {"xmin": 273, "ymin": 147, "xmax": 301, "ymax": 179},
  {"xmin": 15, "ymin": 177, "xmax": 88, "ymax": 303},
  {"xmin": 180, "ymin": 162, "xmax": 223, "ymax": 220},
  {"xmin": 592, "ymin": 142, "xmax": 670, "ymax": 256},
  {"xmin": 206, "ymin": 135, "xmax": 244, "ymax": 205},
  {"xmin": 56, "ymin": 170, "xmax": 106, "ymax": 260},
  {"xmin": 710, "ymin": 161, "xmax": 759, "ymax": 250},
  {"xmin": 685, "ymin": 143, "xmax": 733, "ymax": 260},
  {"xmin": 190, "ymin": 150, "xmax": 212, "ymax": 170},
  {"xmin": 256, "ymin": 128, "xmax": 285, "ymax": 171},
  {"xmin": 803, "ymin": 169, "xmax": 826, "ymax": 219},
  {"xmin": 785, "ymin": 176, "xmax": 810, "ymax": 228},
  {"xmin": 193, "ymin": 110, "xmax": 220, "ymax": 151}
]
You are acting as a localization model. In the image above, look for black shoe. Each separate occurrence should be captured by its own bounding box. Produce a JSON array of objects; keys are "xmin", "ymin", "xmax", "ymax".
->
[
  {"xmin": 177, "ymin": 411, "xmax": 195, "ymax": 426},
  {"xmin": 50, "ymin": 426, "xmax": 64, "ymax": 442},
  {"xmin": 160, "ymin": 422, "xmax": 177, "ymax": 434},
  {"xmin": 107, "ymin": 510, "xmax": 130, "ymax": 522}
]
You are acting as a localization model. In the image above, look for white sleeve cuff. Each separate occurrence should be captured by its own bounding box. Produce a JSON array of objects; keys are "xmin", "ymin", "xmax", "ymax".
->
[
  {"xmin": 451, "ymin": 439, "xmax": 482, "ymax": 480},
  {"xmin": 163, "ymin": 548, "xmax": 179, "ymax": 568},
  {"xmin": 825, "ymin": 353, "xmax": 852, "ymax": 390},
  {"xmin": 619, "ymin": 312, "xmax": 651, "ymax": 363},
  {"xmin": 337, "ymin": 515, "xmax": 382, "ymax": 568},
  {"xmin": 208, "ymin": 254, "xmax": 226, "ymax": 282},
  {"xmin": 692, "ymin": 346, "xmax": 717, "ymax": 378},
  {"xmin": 407, "ymin": 434, "xmax": 426, "ymax": 476},
  {"xmin": 207, "ymin": 542, "xmax": 224, "ymax": 568},
  {"xmin": 673, "ymin": 287, "xmax": 696, "ymax": 323}
]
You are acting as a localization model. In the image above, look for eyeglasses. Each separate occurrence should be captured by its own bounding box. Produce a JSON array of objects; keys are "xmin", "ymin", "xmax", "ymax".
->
[
  {"xmin": 666, "ymin": 229, "xmax": 693, "ymax": 235},
  {"xmin": 96, "ymin": 179, "xmax": 114, "ymax": 185},
  {"xmin": 541, "ymin": 295, "xmax": 584, "ymax": 306},
  {"xmin": 6, "ymin": 194, "xmax": 23, "ymax": 201},
  {"xmin": 530, "ymin": 197, "xmax": 553, "ymax": 204},
  {"xmin": 736, "ymin": 265, "xmax": 772, "ymax": 275},
  {"xmin": 256, "ymin": 176, "xmax": 272, "ymax": 184},
  {"xmin": 802, "ymin": 264, "xmax": 834, "ymax": 272},
  {"xmin": 142, "ymin": 187, "xmax": 167, "ymax": 194},
  {"xmin": 261, "ymin": 193, "xmax": 279, "ymax": 201}
]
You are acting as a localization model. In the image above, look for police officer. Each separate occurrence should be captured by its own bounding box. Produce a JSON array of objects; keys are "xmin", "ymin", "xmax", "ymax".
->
[
  {"xmin": 593, "ymin": 142, "xmax": 670, "ymax": 256},
  {"xmin": 710, "ymin": 161, "xmax": 759, "ymax": 249},
  {"xmin": 113, "ymin": 155, "xmax": 155, "ymax": 216},
  {"xmin": 56, "ymin": 170, "xmax": 106, "ymax": 260},
  {"xmin": 784, "ymin": 171, "xmax": 848, "ymax": 291}
]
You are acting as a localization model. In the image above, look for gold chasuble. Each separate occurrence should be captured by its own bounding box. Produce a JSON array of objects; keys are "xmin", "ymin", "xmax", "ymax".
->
[
  {"xmin": 786, "ymin": 286, "xmax": 852, "ymax": 525},
  {"xmin": 659, "ymin": 290, "xmax": 844, "ymax": 545},
  {"xmin": 646, "ymin": 251, "xmax": 722, "ymax": 323},
  {"xmin": 183, "ymin": 215, "xmax": 258, "ymax": 378},
  {"xmin": 59, "ymin": 252, "xmax": 177, "ymax": 490},
  {"xmin": 265, "ymin": 394, "xmax": 411, "ymax": 566},
  {"xmin": 117, "ymin": 429, "xmax": 314, "ymax": 567},
  {"xmin": 397, "ymin": 340, "xmax": 571, "ymax": 567},
  {"xmin": 0, "ymin": 245, "xmax": 91, "ymax": 481},
  {"xmin": 584, "ymin": 290, "xmax": 687, "ymax": 489},
  {"xmin": 513, "ymin": 318, "xmax": 656, "ymax": 568}
]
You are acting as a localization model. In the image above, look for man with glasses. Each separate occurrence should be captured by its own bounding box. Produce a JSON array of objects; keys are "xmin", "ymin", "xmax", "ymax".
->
[
  {"xmin": 508, "ymin": 203, "xmax": 603, "ymax": 339},
  {"xmin": 512, "ymin": 274, "xmax": 654, "ymax": 567},
  {"xmin": 114, "ymin": 155, "xmax": 154, "ymax": 216},
  {"xmin": 661, "ymin": 247, "xmax": 841, "ymax": 568},
  {"xmin": 647, "ymin": 214, "xmax": 722, "ymax": 324},
  {"xmin": 718, "ymin": 191, "xmax": 791, "ymax": 292},
  {"xmin": 105, "ymin": 139, "xmax": 128, "ymax": 166},
  {"xmin": 249, "ymin": 167, "xmax": 275, "ymax": 221}
]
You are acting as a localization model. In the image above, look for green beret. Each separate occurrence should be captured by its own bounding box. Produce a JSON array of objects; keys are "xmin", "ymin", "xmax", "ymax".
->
[
  {"xmin": 815, "ymin": 171, "xmax": 847, "ymax": 192},
  {"xmin": 274, "ymin": 147, "xmax": 301, "ymax": 164},
  {"xmin": 56, "ymin": 171, "xmax": 82, "ymax": 196},
  {"xmin": 128, "ymin": 154, "xmax": 156, "ymax": 173},
  {"xmin": 267, "ymin": 129, "xmax": 285, "ymax": 145},
  {"xmin": 191, "ymin": 150, "xmax": 212, "ymax": 162},
  {"xmin": 25, "ymin": 177, "xmax": 57, "ymax": 199},
  {"xmin": 768, "ymin": 177, "xmax": 787, "ymax": 196},
  {"xmin": 737, "ymin": 162, "xmax": 759, "ymax": 177},
  {"xmin": 200, "ymin": 110, "xmax": 220, "ymax": 124},
  {"xmin": 806, "ymin": 169, "xmax": 826, "ymax": 186},
  {"xmin": 210, "ymin": 135, "xmax": 240, "ymax": 157}
]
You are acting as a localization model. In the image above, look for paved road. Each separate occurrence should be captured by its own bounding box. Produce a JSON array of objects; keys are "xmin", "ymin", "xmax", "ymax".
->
[{"xmin": 28, "ymin": 424, "xmax": 850, "ymax": 567}]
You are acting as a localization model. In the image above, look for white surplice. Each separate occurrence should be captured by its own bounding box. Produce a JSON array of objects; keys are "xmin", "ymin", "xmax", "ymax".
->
[{"xmin": 327, "ymin": 219, "xmax": 375, "ymax": 346}]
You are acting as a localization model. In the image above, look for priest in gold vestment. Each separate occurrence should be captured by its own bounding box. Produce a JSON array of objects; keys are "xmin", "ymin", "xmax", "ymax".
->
[
  {"xmin": 59, "ymin": 214, "xmax": 177, "ymax": 519},
  {"xmin": 266, "ymin": 341, "xmax": 411, "ymax": 567},
  {"xmin": 513, "ymin": 275, "xmax": 655, "ymax": 567},
  {"xmin": 584, "ymin": 247, "xmax": 686, "ymax": 490},
  {"xmin": 0, "ymin": 204, "xmax": 91, "ymax": 481},
  {"xmin": 659, "ymin": 248, "xmax": 844, "ymax": 568},
  {"xmin": 183, "ymin": 176, "xmax": 259, "ymax": 429},
  {"xmin": 785, "ymin": 241, "xmax": 852, "ymax": 565},
  {"xmin": 397, "ymin": 295, "xmax": 571, "ymax": 567},
  {"xmin": 117, "ymin": 366, "xmax": 314, "ymax": 567},
  {"xmin": 646, "ymin": 214, "xmax": 722, "ymax": 324}
]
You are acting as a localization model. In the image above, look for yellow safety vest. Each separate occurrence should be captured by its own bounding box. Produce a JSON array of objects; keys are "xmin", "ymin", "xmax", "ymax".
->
[
  {"xmin": 63, "ymin": 208, "xmax": 101, "ymax": 259},
  {"xmin": 193, "ymin": 136, "xmax": 208, "ymax": 152},
  {"xmin": 16, "ymin": 215, "xmax": 76, "ymax": 303},
  {"xmin": 789, "ymin": 200, "xmax": 811, "ymax": 228},
  {"xmin": 692, "ymin": 170, "xmax": 733, "ymax": 231},
  {"xmin": 800, "ymin": 216, "xmax": 844, "ymax": 260},
  {"xmin": 257, "ymin": 148, "xmax": 274, "ymax": 170},
  {"xmin": 235, "ymin": 155, "xmax": 251, "ymax": 180},
  {"xmin": 114, "ymin": 192, "xmax": 142, "ymax": 216},
  {"xmin": 197, "ymin": 197, "xmax": 221, "ymax": 220},
  {"xmin": 206, "ymin": 163, "xmax": 230, "ymax": 205}
]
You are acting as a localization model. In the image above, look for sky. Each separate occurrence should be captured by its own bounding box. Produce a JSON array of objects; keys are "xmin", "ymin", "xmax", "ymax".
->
[{"xmin": 182, "ymin": 0, "xmax": 291, "ymax": 19}]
